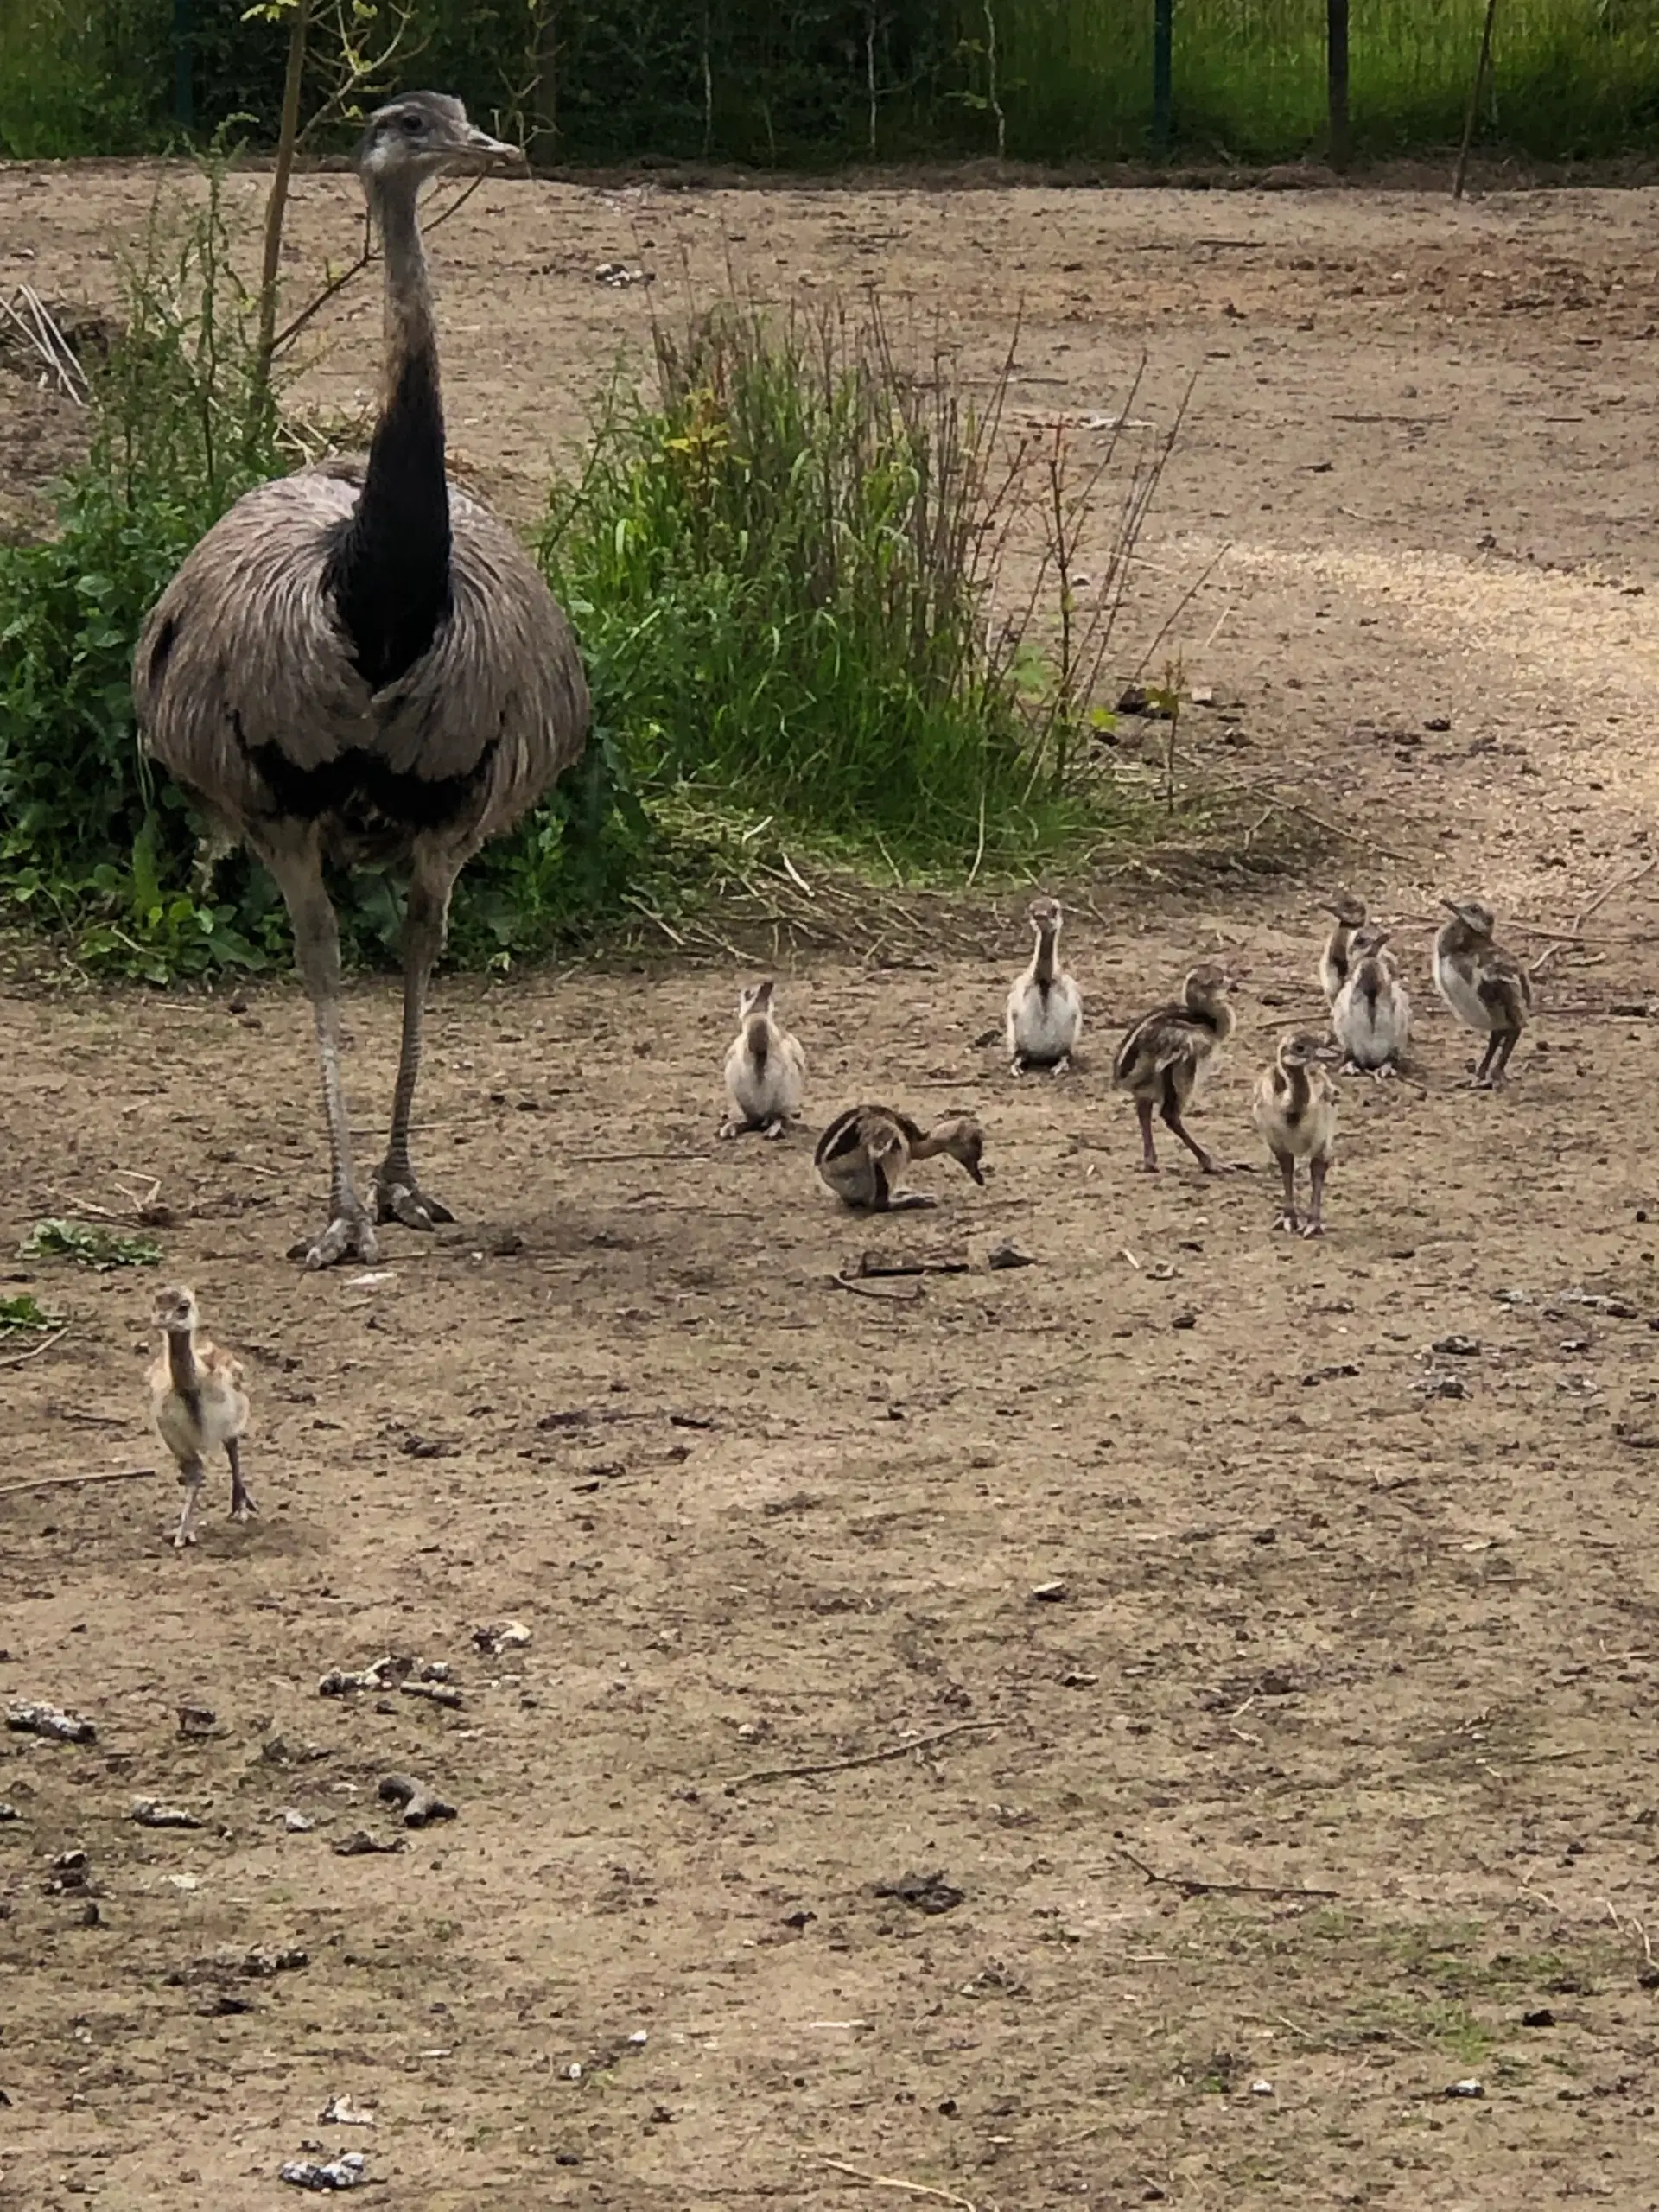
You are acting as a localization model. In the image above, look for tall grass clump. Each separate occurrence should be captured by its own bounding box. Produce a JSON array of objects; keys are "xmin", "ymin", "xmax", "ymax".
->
[
  {"xmin": 541, "ymin": 292, "xmax": 1135, "ymax": 884},
  {"xmin": 0, "ymin": 168, "xmax": 293, "ymax": 979}
]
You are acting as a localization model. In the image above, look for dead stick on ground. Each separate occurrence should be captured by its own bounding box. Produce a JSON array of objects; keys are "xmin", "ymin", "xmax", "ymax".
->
[
  {"xmin": 0, "ymin": 1466, "xmax": 155, "ymax": 1502},
  {"xmin": 1529, "ymin": 855, "xmax": 1656, "ymax": 979},
  {"xmin": 731, "ymin": 1719, "xmax": 999, "ymax": 1789},
  {"xmin": 818, "ymin": 2155, "xmax": 978, "ymax": 2211},
  {"xmin": 831, "ymin": 1275, "xmax": 925, "ymax": 1305},
  {"xmin": 1116, "ymin": 1842, "xmax": 1338, "ymax": 1900},
  {"xmin": 0, "ymin": 1327, "xmax": 69, "ymax": 1370}
]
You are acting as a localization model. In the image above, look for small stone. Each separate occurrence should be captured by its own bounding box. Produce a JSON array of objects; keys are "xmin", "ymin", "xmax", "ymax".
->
[
  {"xmin": 987, "ymin": 1240, "xmax": 1036, "ymax": 1271},
  {"xmin": 1431, "ymin": 1333, "xmax": 1480, "ymax": 1357},
  {"xmin": 1444, "ymin": 2077, "xmax": 1484, "ymax": 2098},
  {"xmin": 1030, "ymin": 1580, "xmax": 1069, "ymax": 1603},
  {"xmin": 131, "ymin": 1797, "xmax": 202, "ymax": 1829},
  {"xmin": 1249, "ymin": 2078, "xmax": 1274, "ymax": 2095},
  {"xmin": 1522, "ymin": 2007, "xmax": 1555, "ymax": 2027},
  {"xmin": 1171, "ymin": 1310, "xmax": 1198, "ymax": 1332},
  {"xmin": 282, "ymin": 1809, "xmax": 315, "ymax": 1833},
  {"xmin": 565, "ymin": 2062, "xmax": 583, "ymax": 2082}
]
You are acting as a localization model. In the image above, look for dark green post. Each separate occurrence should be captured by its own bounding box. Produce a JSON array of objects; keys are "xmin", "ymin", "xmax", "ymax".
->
[
  {"xmin": 1153, "ymin": 0, "xmax": 1173, "ymax": 156},
  {"xmin": 173, "ymin": 0, "xmax": 194, "ymax": 130},
  {"xmin": 1327, "ymin": 0, "xmax": 1349, "ymax": 169}
]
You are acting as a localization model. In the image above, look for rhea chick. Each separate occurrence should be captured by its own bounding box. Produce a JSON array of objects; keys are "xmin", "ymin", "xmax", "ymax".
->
[
  {"xmin": 146, "ymin": 1285, "xmax": 252, "ymax": 1550},
  {"xmin": 815, "ymin": 1104, "xmax": 985, "ymax": 1211},
  {"xmin": 1332, "ymin": 925, "xmax": 1411, "ymax": 1077},
  {"xmin": 1319, "ymin": 890, "xmax": 1370, "ymax": 1006},
  {"xmin": 1006, "ymin": 895, "xmax": 1084, "ymax": 1076},
  {"xmin": 1114, "ymin": 963, "xmax": 1236, "ymax": 1173},
  {"xmin": 1253, "ymin": 1031, "xmax": 1341, "ymax": 1236},
  {"xmin": 720, "ymin": 978, "xmax": 807, "ymax": 1139},
  {"xmin": 1433, "ymin": 897, "xmax": 1531, "ymax": 1088}
]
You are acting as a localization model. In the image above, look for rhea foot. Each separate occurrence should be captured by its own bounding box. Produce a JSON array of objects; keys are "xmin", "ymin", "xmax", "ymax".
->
[
  {"xmin": 289, "ymin": 1205, "xmax": 378, "ymax": 1270},
  {"xmin": 371, "ymin": 1166, "xmax": 455, "ymax": 1231}
]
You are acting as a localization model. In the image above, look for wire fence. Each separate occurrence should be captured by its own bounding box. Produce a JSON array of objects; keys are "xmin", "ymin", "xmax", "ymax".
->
[{"xmin": 3, "ymin": 0, "xmax": 1658, "ymax": 166}]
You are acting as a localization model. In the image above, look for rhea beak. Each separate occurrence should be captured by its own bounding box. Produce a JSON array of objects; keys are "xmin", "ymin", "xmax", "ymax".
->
[
  {"xmin": 965, "ymin": 1158, "xmax": 986, "ymax": 1186},
  {"xmin": 461, "ymin": 127, "xmax": 527, "ymax": 173},
  {"xmin": 1440, "ymin": 898, "xmax": 1465, "ymax": 917}
]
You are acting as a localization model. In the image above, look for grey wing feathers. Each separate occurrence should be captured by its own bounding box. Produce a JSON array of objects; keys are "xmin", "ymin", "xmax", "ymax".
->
[
  {"xmin": 1114, "ymin": 1007, "xmax": 1192, "ymax": 1090},
  {"xmin": 1478, "ymin": 961, "xmax": 1531, "ymax": 1028},
  {"xmin": 134, "ymin": 467, "xmax": 589, "ymax": 840}
]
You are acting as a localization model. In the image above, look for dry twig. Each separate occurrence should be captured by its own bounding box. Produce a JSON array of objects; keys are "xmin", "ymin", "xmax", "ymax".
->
[
  {"xmin": 0, "ymin": 1465, "xmax": 156, "ymax": 1502},
  {"xmin": 1116, "ymin": 1842, "xmax": 1338, "ymax": 1900},
  {"xmin": 730, "ymin": 1719, "xmax": 998, "ymax": 1789},
  {"xmin": 818, "ymin": 2155, "xmax": 978, "ymax": 2210},
  {"xmin": 0, "ymin": 1327, "xmax": 69, "ymax": 1370}
]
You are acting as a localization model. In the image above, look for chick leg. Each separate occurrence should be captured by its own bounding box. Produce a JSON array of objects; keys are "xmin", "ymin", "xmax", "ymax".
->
[
  {"xmin": 1471, "ymin": 1030, "xmax": 1501, "ymax": 1086},
  {"xmin": 1303, "ymin": 1154, "xmax": 1328, "ymax": 1237},
  {"xmin": 1134, "ymin": 1098, "xmax": 1160, "ymax": 1173},
  {"xmin": 173, "ymin": 1455, "xmax": 206, "ymax": 1550},
  {"xmin": 1481, "ymin": 1027, "xmax": 1521, "ymax": 1089},
  {"xmin": 760, "ymin": 1117, "xmax": 788, "ymax": 1140},
  {"xmin": 1161, "ymin": 1098, "xmax": 1219, "ymax": 1174},
  {"xmin": 226, "ymin": 1437, "xmax": 256, "ymax": 1523},
  {"xmin": 372, "ymin": 841, "xmax": 463, "ymax": 1232},
  {"xmin": 1272, "ymin": 1149, "xmax": 1299, "ymax": 1232}
]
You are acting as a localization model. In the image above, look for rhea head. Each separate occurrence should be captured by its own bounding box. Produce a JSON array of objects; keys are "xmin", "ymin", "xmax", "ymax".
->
[
  {"xmin": 356, "ymin": 92, "xmax": 525, "ymax": 186},
  {"xmin": 152, "ymin": 1282, "xmax": 200, "ymax": 1336}
]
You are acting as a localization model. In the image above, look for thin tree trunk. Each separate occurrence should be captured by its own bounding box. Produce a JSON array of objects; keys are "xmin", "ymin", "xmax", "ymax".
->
[
  {"xmin": 532, "ymin": 0, "xmax": 558, "ymax": 166},
  {"xmin": 1453, "ymin": 0, "xmax": 1500, "ymax": 201},
  {"xmin": 255, "ymin": 0, "xmax": 311, "ymax": 404},
  {"xmin": 1326, "ymin": 0, "xmax": 1349, "ymax": 172}
]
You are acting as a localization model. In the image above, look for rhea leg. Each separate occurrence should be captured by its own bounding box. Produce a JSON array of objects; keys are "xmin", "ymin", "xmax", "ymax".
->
[
  {"xmin": 1161, "ymin": 1071, "xmax": 1219, "ymax": 1174},
  {"xmin": 173, "ymin": 1454, "xmax": 206, "ymax": 1550},
  {"xmin": 1134, "ymin": 1097, "xmax": 1160, "ymax": 1173},
  {"xmin": 1472, "ymin": 1029, "xmax": 1501, "ymax": 1086},
  {"xmin": 372, "ymin": 842, "xmax": 463, "ymax": 1231},
  {"xmin": 263, "ymin": 832, "xmax": 377, "ymax": 1269},
  {"xmin": 1304, "ymin": 1153, "xmax": 1328, "ymax": 1236},
  {"xmin": 1272, "ymin": 1149, "xmax": 1299, "ymax": 1232},
  {"xmin": 1478, "ymin": 1027, "xmax": 1520, "ymax": 1089},
  {"xmin": 226, "ymin": 1436, "xmax": 255, "ymax": 1523}
]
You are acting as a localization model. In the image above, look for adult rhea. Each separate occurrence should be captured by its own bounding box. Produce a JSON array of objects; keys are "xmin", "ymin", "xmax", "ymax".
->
[{"xmin": 134, "ymin": 94, "xmax": 589, "ymax": 1268}]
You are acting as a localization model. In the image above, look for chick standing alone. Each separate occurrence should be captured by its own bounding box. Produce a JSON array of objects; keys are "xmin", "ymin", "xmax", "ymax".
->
[
  {"xmin": 1006, "ymin": 896, "xmax": 1083, "ymax": 1076},
  {"xmin": 1253, "ymin": 1031, "xmax": 1340, "ymax": 1236},
  {"xmin": 720, "ymin": 979, "xmax": 806, "ymax": 1139},
  {"xmin": 1332, "ymin": 925, "xmax": 1411, "ymax": 1077},
  {"xmin": 1113, "ymin": 963, "xmax": 1236, "ymax": 1173},
  {"xmin": 1433, "ymin": 898, "xmax": 1531, "ymax": 1088},
  {"xmin": 146, "ymin": 1285, "xmax": 252, "ymax": 1550},
  {"xmin": 815, "ymin": 1104, "xmax": 985, "ymax": 1211}
]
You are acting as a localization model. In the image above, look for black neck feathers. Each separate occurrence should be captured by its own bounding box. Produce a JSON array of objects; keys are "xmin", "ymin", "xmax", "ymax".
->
[{"xmin": 323, "ymin": 182, "xmax": 453, "ymax": 692}]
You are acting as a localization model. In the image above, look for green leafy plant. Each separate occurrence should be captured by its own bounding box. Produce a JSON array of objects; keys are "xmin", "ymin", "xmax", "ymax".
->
[
  {"xmin": 0, "ymin": 1292, "xmax": 63, "ymax": 1333},
  {"xmin": 19, "ymin": 1219, "xmax": 162, "ymax": 1269}
]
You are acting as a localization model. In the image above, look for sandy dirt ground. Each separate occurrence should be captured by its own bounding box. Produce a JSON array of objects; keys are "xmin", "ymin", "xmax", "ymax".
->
[{"xmin": 3, "ymin": 162, "xmax": 1659, "ymax": 2210}]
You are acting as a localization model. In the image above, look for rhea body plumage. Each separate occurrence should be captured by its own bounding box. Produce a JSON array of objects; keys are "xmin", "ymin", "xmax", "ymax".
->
[
  {"xmin": 146, "ymin": 1285, "xmax": 252, "ymax": 1550},
  {"xmin": 1319, "ymin": 891, "xmax": 1369, "ymax": 1006},
  {"xmin": 814, "ymin": 1105, "xmax": 985, "ymax": 1211},
  {"xmin": 1113, "ymin": 963, "xmax": 1236, "ymax": 1173},
  {"xmin": 133, "ymin": 95, "xmax": 589, "ymax": 1268},
  {"xmin": 1005, "ymin": 895, "xmax": 1083, "ymax": 1076},
  {"xmin": 1252, "ymin": 1031, "xmax": 1340, "ymax": 1236},
  {"xmin": 1332, "ymin": 925, "xmax": 1411, "ymax": 1077},
  {"xmin": 721, "ymin": 979, "xmax": 807, "ymax": 1139},
  {"xmin": 1433, "ymin": 898, "xmax": 1531, "ymax": 1087}
]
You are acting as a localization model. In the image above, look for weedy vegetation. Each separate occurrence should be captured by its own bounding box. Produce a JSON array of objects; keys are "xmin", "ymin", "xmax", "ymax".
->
[
  {"xmin": 19, "ymin": 1220, "xmax": 163, "ymax": 1269},
  {"xmin": 0, "ymin": 1293, "xmax": 64, "ymax": 1336}
]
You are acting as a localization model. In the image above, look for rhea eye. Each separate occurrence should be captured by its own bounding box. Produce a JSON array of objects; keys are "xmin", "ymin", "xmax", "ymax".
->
[{"xmin": 399, "ymin": 112, "xmax": 422, "ymax": 134}]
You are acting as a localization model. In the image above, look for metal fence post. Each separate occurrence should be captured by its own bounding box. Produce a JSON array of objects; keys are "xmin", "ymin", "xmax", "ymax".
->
[
  {"xmin": 1327, "ymin": 0, "xmax": 1349, "ymax": 169},
  {"xmin": 1153, "ymin": 0, "xmax": 1173, "ymax": 156}
]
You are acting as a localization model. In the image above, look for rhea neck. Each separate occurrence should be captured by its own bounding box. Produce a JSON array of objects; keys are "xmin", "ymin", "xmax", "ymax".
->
[
  {"xmin": 1031, "ymin": 920, "xmax": 1059, "ymax": 988},
  {"xmin": 327, "ymin": 168, "xmax": 453, "ymax": 693},
  {"xmin": 163, "ymin": 1321, "xmax": 201, "ymax": 1398},
  {"xmin": 1279, "ymin": 1058, "xmax": 1313, "ymax": 1110}
]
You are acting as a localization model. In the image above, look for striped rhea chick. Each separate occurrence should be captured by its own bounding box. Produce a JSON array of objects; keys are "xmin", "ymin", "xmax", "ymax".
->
[
  {"xmin": 1332, "ymin": 925, "xmax": 1411, "ymax": 1077},
  {"xmin": 1253, "ymin": 1030, "xmax": 1341, "ymax": 1237},
  {"xmin": 815, "ymin": 1104, "xmax": 985, "ymax": 1212},
  {"xmin": 146, "ymin": 1284, "xmax": 252, "ymax": 1550},
  {"xmin": 1113, "ymin": 963, "xmax": 1236, "ymax": 1174},
  {"xmin": 1006, "ymin": 895, "xmax": 1084, "ymax": 1076},
  {"xmin": 720, "ymin": 978, "xmax": 807, "ymax": 1140},
  {"xmin": 1433, "ymin": 896, "xmax": 1532, "ymax": 1088},
  {"xmin": 1319, "ymin": 889, "xmax": 1370, "ymax": 1007}
]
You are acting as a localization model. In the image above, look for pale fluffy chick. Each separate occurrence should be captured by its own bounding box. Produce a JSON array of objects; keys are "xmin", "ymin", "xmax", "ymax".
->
[
  {"xmin": 720, "ymin": 978, "xmax": 807, "ymax": 1139},
  {"xmin": 1006, "ymin": 895, "xmax": 1083, "ymax": 1076},
  {"xmin": 1253, "ymin": 1030, "xmax": 1341, "ymax": 1237},
  {"xmin": 146, "ymin": 1284, "xmax": 252, "ymax": 1550},
  {"xmin": 1332, "ymin": 925, "xmax": 1411, "ymax": 1077}
]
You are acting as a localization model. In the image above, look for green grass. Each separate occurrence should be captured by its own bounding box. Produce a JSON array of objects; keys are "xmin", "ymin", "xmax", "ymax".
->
[
  {"xmin": 5, "ymin": 1, "xmax": 1659, "ymax": 164},
  {"xmin": 19, "ymin": 1219, "xmax": 162, "ymax": 1268}
]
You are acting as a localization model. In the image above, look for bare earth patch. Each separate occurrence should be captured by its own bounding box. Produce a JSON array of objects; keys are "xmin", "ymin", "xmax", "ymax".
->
[{"xmin": 3, "ymin": 165, "xmax": 1659, "ymax": 2209}]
